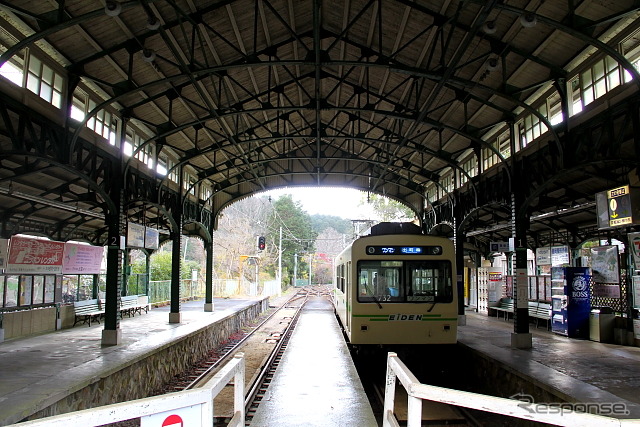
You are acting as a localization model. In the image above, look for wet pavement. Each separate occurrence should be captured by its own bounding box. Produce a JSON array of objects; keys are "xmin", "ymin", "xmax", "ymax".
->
[
  {"xmin": 458, "ymin": 310, "xmax": 640, "ymax": 418},
  {"xmin": 0, "ymin": 297, "xmax": 262, "ymax": 426},
  {"xmin": 249, "ymin": 296, "xmax": 378, "ymax": 426}
]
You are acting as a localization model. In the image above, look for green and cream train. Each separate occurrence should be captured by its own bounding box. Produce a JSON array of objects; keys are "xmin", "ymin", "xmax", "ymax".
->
[{"xmin": 333, "ymin": 222, "xmax": 458, "ymax": 346}]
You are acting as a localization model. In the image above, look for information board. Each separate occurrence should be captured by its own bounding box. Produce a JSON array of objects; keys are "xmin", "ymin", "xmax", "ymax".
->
[
  {"xmin": 6, "ymin": 236, "xmax": 65, "ymax": 274},
  {"xmin": 62, "ymin": 242, "xmax": 105, "ymax": 274}
]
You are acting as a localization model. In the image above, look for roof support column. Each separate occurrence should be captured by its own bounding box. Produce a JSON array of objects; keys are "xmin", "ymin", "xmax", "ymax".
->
[
  {"xmin": 169, "ymin": 215, "xmax": 183, "ymax": 323},
  {"xmin": 204, "ymin": 240, "xmax": 214, "ymax": 312},
  {"xmin": 509, "ymin": 116, "xmax": 532, "ymax": 349},
  {"xmin": 102, "ymin": 164, "xmax": 125, "ymax": 346},
  {"xmin": 169, "ymin": 167, "xmax": 184, "ymax": 323},
  {"xmin": 454, "ymin": 206, "xmax": 466, "ymax": 326},
  {"xmin": 511, "ymin": 188, "xmax": 532, "ymax": 349}
]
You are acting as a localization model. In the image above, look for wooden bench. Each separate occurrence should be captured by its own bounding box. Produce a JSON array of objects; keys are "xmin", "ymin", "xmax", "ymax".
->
[
  {"xmin": 135, "ymin": 295, "xmax": 151, "ymax": 315},
  {"xmin": 73, "ymin": 299, "xmax": 105, "ymax": 326},
  {"xmin": 491, "ymin": 298, "xmax": 514, "ymax": 320},
  {"xmin": 528, "ymin": 301, "xmax": 551, "ymax": 329},
  {"xmin": 120, "ymin": 295, "xmax": 139, "ymax": 318},
  {"xmin": 120, "ymin": 295, "xmax": 151, "ymax": 317}
]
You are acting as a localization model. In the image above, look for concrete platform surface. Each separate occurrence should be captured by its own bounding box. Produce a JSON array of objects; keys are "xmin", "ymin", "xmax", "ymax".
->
[
  {"xmin": 249, "ymin": 296, "xmax": 378, "ymax": 427},
  {"xmin": 0, "ymin": 297, "xmax": 260, "ymax": 426},
  {"xmin": 458, "ymin": 310, "xmax": 640, "ymax": 419}
]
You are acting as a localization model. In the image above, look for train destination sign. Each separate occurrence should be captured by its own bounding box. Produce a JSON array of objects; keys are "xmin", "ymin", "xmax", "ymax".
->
[{"xmin": 366, "ymin": 245, "xmax": 442, "ymax": 255}]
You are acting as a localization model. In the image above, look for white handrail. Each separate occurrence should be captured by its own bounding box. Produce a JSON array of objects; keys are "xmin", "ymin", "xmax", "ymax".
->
[
  {"xmin": 9, "ymin": 353, "xmax": 246, "ymax": 427},
  {"xmin": 383, "ymin": 352, "xmax": 639, "ymax": 427}
]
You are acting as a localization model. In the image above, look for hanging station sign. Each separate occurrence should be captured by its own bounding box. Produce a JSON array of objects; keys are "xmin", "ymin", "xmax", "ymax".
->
[
  {"xmin": 145, "ymin": 227, "xmax": 160, "ymax": 250},
  {"xmin": 127, "ymin": 222, "xmax": 146, "ymax": 248},
  {"xmin": 596, "ymin": 185, "xmax": 640, "ymax": 229}
]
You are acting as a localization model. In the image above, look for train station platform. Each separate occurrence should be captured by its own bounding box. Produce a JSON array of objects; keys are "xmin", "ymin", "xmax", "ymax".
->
[
  {"xmin": 249, "ymin": 296, "xmax": 378, "ymax": 427},
  {"xmin": 3, "ymin": 294, "xmax": 640, "ymax": 426},
  {"xmin": 0, "ymin": 297, "xmax": 268, "ymax": 426},
  {"xmin": 458, "ymin": 310, "xmax": 640, "ymax": 419}
]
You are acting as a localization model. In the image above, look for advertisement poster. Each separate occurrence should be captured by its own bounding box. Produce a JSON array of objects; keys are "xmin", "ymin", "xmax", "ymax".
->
[
  {"xmin": 62, "ymin": 242, "xmax": 105, "ymax": 274},
  {"xmin": 551, "ymin": 245, "xmax": 570, "ymax": 266},
  {"xmin": 6, "ymin": 236, "xmax": 65, "ymax": 274},
  {"xmin": 145, "ymin": 227, "xmax": 159, "ymax": 250},
  {"xmin": 629, "ymin": 232, "xmax": 640, "ymax": 270},
  {"xmin": 487, "ymin": 268, "xmax": 503, "ymax": 304},
  {"xmin": 536, "ymin": 247, "xmax": 551, "ymax": 266},
  {"xmin": 590, "ymin": 245, "xmax": 620, "ymax": 284},
  {"xmin": 633, "ymin": 276, "xmax": 640, "ymax": 308},
  {"xmin": 127, "ymin": 222, "xmax": 145, "ymax": 248}
]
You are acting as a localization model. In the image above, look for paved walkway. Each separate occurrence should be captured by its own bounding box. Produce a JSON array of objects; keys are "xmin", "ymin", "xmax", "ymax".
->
[
  {"xmin": 458, "ymin": 310, "xmax": 640, "ymax": 418},
  {"xmin": 0, "ymin": 297, "xmax": 264, "ymax": 425}
]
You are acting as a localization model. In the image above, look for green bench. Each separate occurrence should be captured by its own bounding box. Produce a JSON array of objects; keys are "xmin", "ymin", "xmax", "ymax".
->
[
  {"xmin": 491, "ymin": 298, "xmax": 514, "ymax": 320},
  {"xmin": 72, "ymin": 299, "xmax": 105, "ymax": 326},
  {"xmin": 528, "ymin": 301, "xmax": 551, "ymax": 329}
]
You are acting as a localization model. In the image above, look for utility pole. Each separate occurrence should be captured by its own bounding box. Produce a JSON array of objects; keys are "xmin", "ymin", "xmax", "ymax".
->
[
  {"xmin": 278, "ymin": 226, "xmax": 283, "ymax": 288},
  {"xmin": 294, "ymin": 253, "xmax": 298, "ymax": 287}
]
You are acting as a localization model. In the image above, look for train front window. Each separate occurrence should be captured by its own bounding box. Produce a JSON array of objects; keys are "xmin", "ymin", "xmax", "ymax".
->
[
  {"xmin": 406, "ymin": 261, "xmax": 453, "ymax": 303},
  {"xmin": 358, "ymin": 261, "xmax": 403, "ymax": 302},
  {"xmin": 357, "ymin": 260, "xmax": 453, "ymax": 303}
]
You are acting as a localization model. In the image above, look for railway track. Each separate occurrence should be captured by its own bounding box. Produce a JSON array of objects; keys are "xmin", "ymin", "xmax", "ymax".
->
[
  {"xmin": 163, "ymin": 285, "xmax": 331, "ymax": 426},
  {"xmin": 243, "ymin": 295, "xmax": 307, "ymax": 424}
]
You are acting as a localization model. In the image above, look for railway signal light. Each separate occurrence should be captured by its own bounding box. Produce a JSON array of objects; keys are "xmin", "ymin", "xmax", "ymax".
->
[{"xmin": 257, "ymin": 236, "xmax": 266, "ymax": 251}]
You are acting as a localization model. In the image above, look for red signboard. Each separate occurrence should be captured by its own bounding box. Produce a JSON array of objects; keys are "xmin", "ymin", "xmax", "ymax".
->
[{"xmin": 6, "ymin": 236, "xmax": 65, "ymax": 274}]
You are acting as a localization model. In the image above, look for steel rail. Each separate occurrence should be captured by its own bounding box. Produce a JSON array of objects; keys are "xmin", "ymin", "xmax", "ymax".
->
[
  {"xmin": 243, "ymin": 294, "xmax": 310, "ymax": 424},
  {"xmin": 182, "ymin": 290, "xmax": 307, "ymax": 391}
]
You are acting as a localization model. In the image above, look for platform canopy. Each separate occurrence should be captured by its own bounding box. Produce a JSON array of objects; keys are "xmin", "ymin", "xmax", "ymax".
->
[{"xmin": 0, "ymin": 1, "xmax": 639, "ymax": 245}]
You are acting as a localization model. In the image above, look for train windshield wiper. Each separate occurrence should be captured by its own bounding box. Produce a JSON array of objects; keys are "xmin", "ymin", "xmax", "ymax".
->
[{"xmin": 363, "ymin": 283, "xmax": 382, "ymax": 309}]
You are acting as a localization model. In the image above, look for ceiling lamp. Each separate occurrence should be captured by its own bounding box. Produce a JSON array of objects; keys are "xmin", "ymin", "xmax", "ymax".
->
[
  {"xmin": 141, "ymin": 48, "xmax": 156, "ymax": 62},
  {"xmin": 105, "ymin": 1, "xmax": 122, "ymax": 17},
  {"xmin": 147, "ymin": 16, "xmax": 161, "ymax": 31},
  {"xmin": 482, "ymin": 20, "xmax": 497, "ymax": 35},
  {"xmin": 486, "ymin": 57, "xmax": 500, "ymax": 72},
  {"xmin": 520, "ymin": 12, "xmax": 537, "ymax": 28}
]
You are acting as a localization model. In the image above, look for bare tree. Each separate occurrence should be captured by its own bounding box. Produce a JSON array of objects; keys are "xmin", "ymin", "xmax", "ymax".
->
[
  {"xmin": 213, "ymin": 196, "xmax": 274, "ymax": 279},
  {"xmin": 313, "ymin": 227, "xmax": 349, "ymax": 284}
]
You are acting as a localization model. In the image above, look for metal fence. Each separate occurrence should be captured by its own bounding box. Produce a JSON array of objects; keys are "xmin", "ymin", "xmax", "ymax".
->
[
  {"xmin": 148, "ymin": 279, "xmax": 205, "ymax": 304},
  {"xmin": 8, "ymin": 353, "xmax": 246, "ymax": 427},
  {"xmin": 147, "ymin": 278, "xmax": 282, "ymax": 303},
  {"xmin": 211, "ymin": 278, "xmax": 282, "ymax": 298},
  {"xmin": 383, "ymin": 352, "xmax": 637, "ymax": 427}
]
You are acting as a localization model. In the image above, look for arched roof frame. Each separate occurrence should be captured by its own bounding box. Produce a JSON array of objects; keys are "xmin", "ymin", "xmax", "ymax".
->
[
  {"xmin": 124, "ymin": 199, "xmax": 179, "ymax": 235},
  {"xmin": 45, "ymin": 59, "xmax": 531, "ymax": 174},
  {"xmin": 0, "ymin": 152, "xmax": 117, "ymax": 222},
  {"xmin": 0, "ymin": 0, "xmax": 638, "ymax": 242}
]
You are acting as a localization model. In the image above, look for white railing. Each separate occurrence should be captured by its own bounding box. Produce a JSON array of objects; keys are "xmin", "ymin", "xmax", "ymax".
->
[
  {"xmin": 9, "ymin": 353, "xmax": 246, "ymax": 427},
  {"xmin": 383, "ymin": 352, "xmax": 639, "ymax": 427}
]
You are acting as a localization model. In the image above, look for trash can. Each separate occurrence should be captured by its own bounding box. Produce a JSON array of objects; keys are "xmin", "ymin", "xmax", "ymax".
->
[{"xmin": 590, "ymin": 307, "xmax": 614, "ymax": 343}]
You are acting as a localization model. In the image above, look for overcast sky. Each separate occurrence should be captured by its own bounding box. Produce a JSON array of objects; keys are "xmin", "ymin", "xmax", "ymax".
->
[{"xmin": 263, "ymin": 187, "xmax": 377, "ymax": 220}]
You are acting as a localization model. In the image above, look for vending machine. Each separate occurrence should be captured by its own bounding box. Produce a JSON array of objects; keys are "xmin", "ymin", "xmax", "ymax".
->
[{"xmin": 551, "ymin": 267, "xmax": 591, "ymax": 338}]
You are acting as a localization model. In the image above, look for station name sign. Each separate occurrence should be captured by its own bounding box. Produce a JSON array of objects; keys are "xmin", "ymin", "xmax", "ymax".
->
[{"xmin": 596, "ymin": 184, "xmax": 640, "ymax": 229}]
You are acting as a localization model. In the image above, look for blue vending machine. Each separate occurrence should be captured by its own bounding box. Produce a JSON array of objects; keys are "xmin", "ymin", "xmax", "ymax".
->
[{"xmin": 551, "ymin": 267, "xmax": 591, "ymax": 338}]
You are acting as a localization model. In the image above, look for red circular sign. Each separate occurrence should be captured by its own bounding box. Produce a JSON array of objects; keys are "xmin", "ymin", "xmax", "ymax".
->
[{"xmin": 162, "ymin": 414, "xmax": 183, "ymax": 427}]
